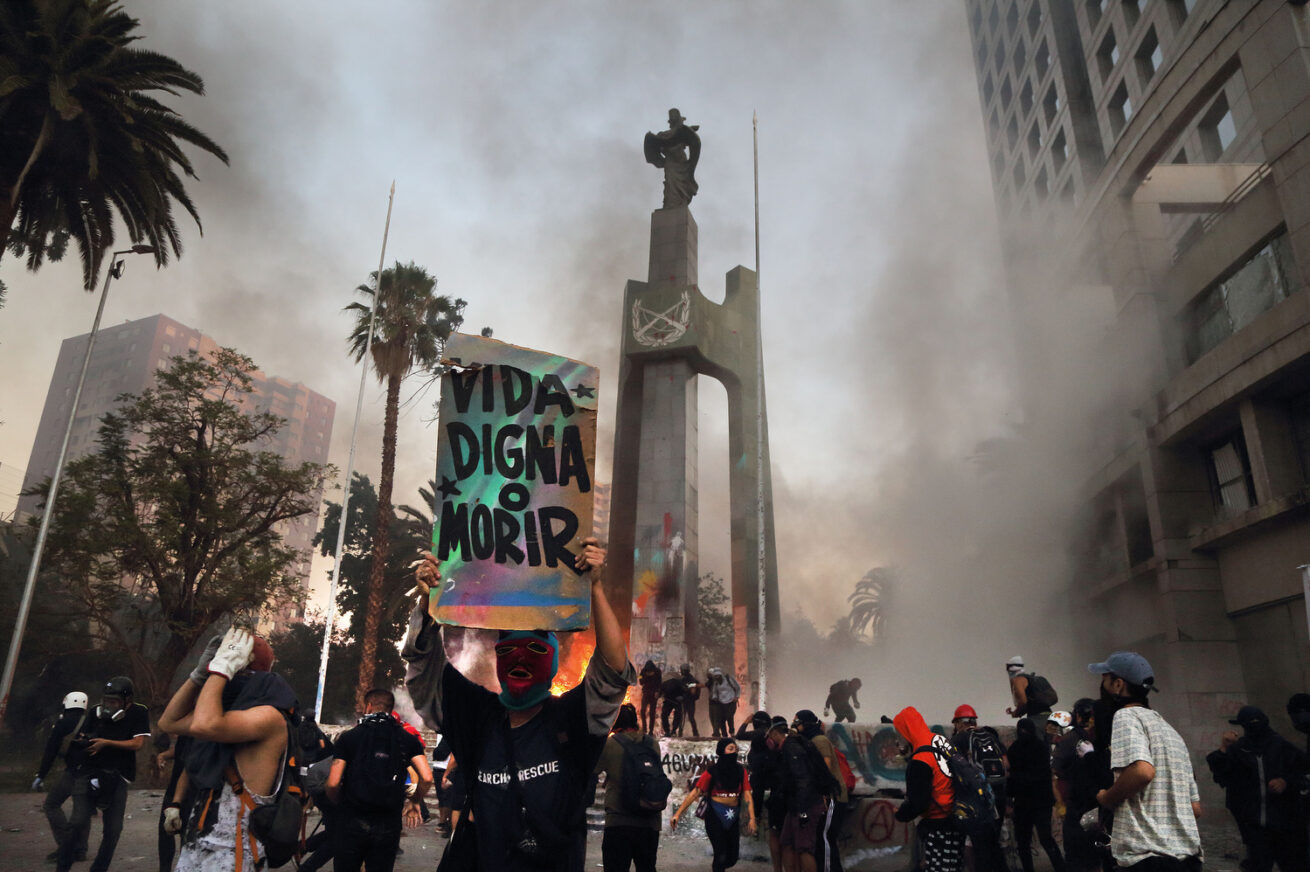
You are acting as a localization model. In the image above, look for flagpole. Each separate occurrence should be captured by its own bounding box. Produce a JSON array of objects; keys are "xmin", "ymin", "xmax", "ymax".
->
[
  {"xmin": 753, "ymin": 111, "xmax": 768, "ymax": 711},
  {"xmin": 315, "ymin": 181, "xmax": 395, "ymax": 721}
]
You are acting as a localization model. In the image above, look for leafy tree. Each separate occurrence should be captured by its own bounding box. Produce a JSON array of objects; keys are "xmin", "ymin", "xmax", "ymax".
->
[
  {"xmin": 345, "ymin": 262, "xmax": 463, "ymax": 708},
  {"xmin": 694, "ymin": 571, "xmax": 734, "ymax": 672},
  {"xmin": 312, "ymin": 473, "xmax": 431, "ymax": 712},
  {"xmin": 0, "ymin": 0, "xmax": 228, "ymax": 288},
  {"xmin": 28, "ymin": 348, "xmax": 329, "ymax": 705},
  {"xmin": 266, "ymin": 619, "xmax": 402, "ymax": 725}
]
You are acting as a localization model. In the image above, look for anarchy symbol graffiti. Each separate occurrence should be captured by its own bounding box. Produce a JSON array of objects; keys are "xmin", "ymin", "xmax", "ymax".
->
[{"xmin": 631, "ymin": 292, "xmax": 691, "ymax": 347}]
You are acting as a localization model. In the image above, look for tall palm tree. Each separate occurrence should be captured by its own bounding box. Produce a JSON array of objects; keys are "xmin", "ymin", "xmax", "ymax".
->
[
  {"xmin": 0, "ymin": 0, "xmax": 228, "ymax": 289},
  {"xmin": 846, "ymin": 567, "xmax": 893, "ymax": 640},
  {"xmin": 347, "ymin": 262, "xmax": 464, "ymax": 708}
]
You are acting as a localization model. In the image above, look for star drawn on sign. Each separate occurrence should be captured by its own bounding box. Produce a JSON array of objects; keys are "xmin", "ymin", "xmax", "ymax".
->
[
  {"xmin": 572, "ymin": 384, "xmax": 595, "ymax": 399},
  {"xmin": 437, "ymin": 476, "xmax": 462, "ymax": 500}
]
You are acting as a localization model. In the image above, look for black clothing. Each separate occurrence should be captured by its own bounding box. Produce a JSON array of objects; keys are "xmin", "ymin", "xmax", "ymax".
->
[
  {"xmin": 1014, "ymin": 802, "xmax": 1066, "ymax": 872},
  {"xmin": 824, "ymin": 681, "xmax": 860, "ymax": 724},
  {"xmin": 158, "ymin": 735, "xmax": 193, "ymax": 872},
  {"xmin": 38, "ymin": 708, "xmax": 88, "ymax": 780},
  {"xmin": 704, "ymin": 800, "xmax": 741, "ymax": 872},
  {"xmin": 73, "ymin": 703, "xmax": 150, "ymax": 783},
  {"xmin": 1008, "ymin": 721, "xmax": 1064, "ymax": 872},
  {"xmin": 1207, "ymin": 728, "xmax": 1308, "ymax": 832},
  {"xmin": 896, "ymin": 758, "xmax": 937, "ymax": 822},
  {"xmin": 638, "ymin": 662, "xmax": 662, "ymax": 735},
  {"xmin": 602, "ymin": 825, "xmax": 658, "ymax": 872},
  {"xmin": 334, "ymin": 714, "xmax": 425, "ymax": 814},
  {"xmin": 42, "ymin": 770, "xmax": 88, "ymax": 857},
  {"xmin": 661, "ymin": 697, "xmax": 684, "ymax": 737},
  {"xmin": 333, "ymin": 809, "xmax": 401, "ymax": 872},
  {"xmin": 680, "ymin": 671, "xmax": 702, "ymax": 737},
  {"xmin": 919, "ymin": 821, "xmax": 967, "ymax": 872},
  {"xmin": 185, "ymin": 671, "xmax": 295, "ymax": 791},
  {"xmin": 779, "ymin": 734, "xmax": 832, "ymax": 816},
  {"xmin": 58, "ymin": 771, "xmax": 126, "ymax": 872}
]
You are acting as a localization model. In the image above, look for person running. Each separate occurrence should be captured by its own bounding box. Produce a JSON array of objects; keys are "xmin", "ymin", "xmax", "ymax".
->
[
  {"xmin": 638, "ymin": 661, "xmax": 662, "ymax": 735},
  {"xmin": 1008, "ymin": 717, "xmax": 1066, "ymax": 872},
  {"xmin": 822, "ymin": 679, "xmax": 862, "ymax": 724},
  {"xmin": 893, "ymin": 706, "xmax": 964, "ymax": 872},
  {"xmin": 57, "ymin": 677, "xmax": 152, "ymax": 872},
  {"xmin": 35, "ymin": 691, "xmax": 90, "ymax": 863},
  {"xmin": 672, "ymin": 736, "xmax": 757, "ymax": 872},
  {"xmin": 1005, "ymin": 656, "xmax": 1059, "ymax": 734},
  {"xmin": 595, "ymin": 704, "xmax": 662, "ymax": 872},
  {"xmin": 403, "ymin": 538, "xmax": 635, "ymax": 872}
]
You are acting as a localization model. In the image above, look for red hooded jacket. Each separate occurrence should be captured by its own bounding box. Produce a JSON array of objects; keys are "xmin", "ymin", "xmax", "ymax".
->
[{"xmin": 893, "ymin": 706, "xmax": 953, "ymax": 821}]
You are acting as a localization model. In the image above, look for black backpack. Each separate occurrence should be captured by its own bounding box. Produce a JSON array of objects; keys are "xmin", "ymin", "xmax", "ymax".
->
[
  {"xmin": 247, "ymin": 716, "xmax": 309, "ymax": 868},
  {"xmin": 344, "ymin": 713, "xmax": 409, "ymax": 811},
  {"xmin": 968, "ymin": 728, "xmax": 1007, "ymax": 784},
  {"xmin": 617, "ymin": 733, "xmax": 672, "ymax": 813},
  {"xmin": 917, "ymin": 743, "xmax": 996, "ymax": 837},
  {"xmin": 1024, "ymin": 674, "xmax": 1059, "ymax": 712}
]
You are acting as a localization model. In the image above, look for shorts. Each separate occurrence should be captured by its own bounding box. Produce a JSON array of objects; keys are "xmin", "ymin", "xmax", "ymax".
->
[{"xmin": 780, "ymin": 801, "xmax": 827, "ymax": 854}]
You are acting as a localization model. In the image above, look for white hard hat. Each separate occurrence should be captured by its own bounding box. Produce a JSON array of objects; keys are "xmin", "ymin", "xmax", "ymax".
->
[
  {"xmin": 63, "ymin": 691, "xmax": 88, "ymax": 710},
  {"xmin": 1006, "ymin": 655, "xmax": 1025, "ymax": 667},
  {"xmin": 1049, "ymin": 711, "xmax": 1072, "ymax": 730}
]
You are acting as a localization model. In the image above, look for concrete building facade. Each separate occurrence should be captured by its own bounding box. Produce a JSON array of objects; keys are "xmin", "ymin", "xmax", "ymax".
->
[
  {"xmin": 19, "ymin": 313, "xmax": 335, "ymax": 634},
  {"xmin": 965, "ymin": 0, "xmax": 1310, "ymax": 753}
]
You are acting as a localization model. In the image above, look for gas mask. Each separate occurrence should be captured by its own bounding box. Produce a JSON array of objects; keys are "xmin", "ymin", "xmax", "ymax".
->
[
  {"xmin": 96, "ymin": 695, "xmax": 128, "ymax": 722},
  {"xmin": 495, "ymin": 630, "xmax": 559, "ymax": 711}
]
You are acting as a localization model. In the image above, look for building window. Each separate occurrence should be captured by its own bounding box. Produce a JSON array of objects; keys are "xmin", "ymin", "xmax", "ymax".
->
[
  {"xmin": 1043, "ymin": 85, "xmax": 1061, "ymax": 124},
  {"xmin": 1013, "ymin": 40, "xmax": 1026, "ymax": 72},
  {"xmin": 1051, "ymin": 128, "xmax": 1068, "ymax": 171},
  {"xmin": 1207, "ymin": 433, "xmax": 1256, "ymax": 518},
  {"xmin": 1199, "ymin": 93, "xmax": 1236, "ymax": 160},
  {"xmin": 1098, "ymin": 30, "xmax": 1119, "ymax": 80},
  {"xmin": 1035, "ymin": 40, "xmax": 1051, "ymax": 79},
  {"xmin": 1020, "ymin": 80, "xmax": 1034, "ymax": 116},
  {"xmin": 994, "ymin": 39, "xmax": 1006, "ymax": 71},
  {"xmin": 1168, "ymin": 0, "xmax": 1195, "ymax": 27},
  {"xmin": 1136, "ymin": 26, "xmax": 1161, "ymax": 83},
  {"xmin": 1006, "ymin": 1, "xmax": 1020, "ymax": 35},
  {"xmin": 990, "ymin": 107, "xmax": 1001, "ymax": 134},
  {"xmin": 1109, "ymin": 81, "xmax": 1132, "ymax": 134},
  {"xmin": 1184, "ymin": 230, "xmax": 1302, "ymax": 363},
  {"xmin": 1034, "ymin": 167, "xmax": 1049, "ymax": 199},
  {"xmin": 1007, "ymin": 114, "xmax": 1019, "ymax": 148},
  {"xmin": 992, "ymin": 150, "xmax": 1006, "ymax": 180},
  {"xmin": 1027, "ymin": 123, "xmax": 1042, "ymax": 160},
  {"xmin": 1001, "ymin": 76, "xmax": 1013, "ymax": 111},
  {"xmin": 989, "ymin": 3, "xmax": 1001, "ymax": 33},
  {"xmin": 1289, "ymin": 391, "xmax": 1310, "ymax": 485},
  {"xmin": 1027, "ymin": 2, "xmax": 1043, "ymax": 37},
  {"xmin": 983, "ymin": 74, "xmax": 995, "ymax": 104},
  {"xmin": 1014, "ymin": 158, "xmax": 1027, "ymax": 189},
  {"xmin": 1172, "ymin": 146, "xmax": 1188, "ymax": 164}
]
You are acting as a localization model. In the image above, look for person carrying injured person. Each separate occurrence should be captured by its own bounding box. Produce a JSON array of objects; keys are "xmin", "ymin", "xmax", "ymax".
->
[{"xmin": 403, "ymin": 536, "xmax": 635, "ymax": 872}]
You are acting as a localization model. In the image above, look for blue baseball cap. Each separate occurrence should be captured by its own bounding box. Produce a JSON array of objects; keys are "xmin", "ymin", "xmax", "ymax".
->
[{"xmin": 1088, "ymin": 651, "xmax": 1157, "ymax": 690}]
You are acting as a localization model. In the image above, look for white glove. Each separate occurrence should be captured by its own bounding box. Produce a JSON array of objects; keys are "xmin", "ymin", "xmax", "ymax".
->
[
  {"xmin": 189, "ymin": 635, "xmax": 225, "ymax": 685},
  {"xmin": 31, "ymin": 776, "xmax": 43, "ymax": 791},
  {"xmin": 163, "ymin": 806, "xmax": 183, "ymax": 834},
  {"xmin": 207, "ymin": 627, "xmax": 254, "ymax": 680}
]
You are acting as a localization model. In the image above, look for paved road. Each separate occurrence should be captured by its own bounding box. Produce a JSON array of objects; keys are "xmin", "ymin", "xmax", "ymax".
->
[{"xmin": 0, "ymin": 789, "xmax": 1241, "ymax": 872}]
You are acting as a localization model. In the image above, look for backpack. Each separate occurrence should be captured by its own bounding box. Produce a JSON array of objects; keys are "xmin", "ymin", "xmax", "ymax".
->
[
  {"xmin": 968, "ymin": 729, "xmax": 1007, "ymax": 784},
  {"xmin": 1023, "ymin": 673, "xmax": 1059, "ymax": 712},
  {"xmin": 796, "ymin": 735, "xmax": 842, "ymax": 798},
  {"xmin": 343, "ymin": 713, "xmax": 409, "ymax": 811},
  {"xmin": 617, "ymin": 733, "xmax": 673, "ymax": 813},
  {"xmin": 917, "ymin": 743, "xmax": 996, "ymax": 836},
  {"xmin": 834, "ymin": 748, "xmax": 857, "ymax": 793},
  {"xmin": 247, "ymin": 716, "xmax": 309, "ymax": 868}
]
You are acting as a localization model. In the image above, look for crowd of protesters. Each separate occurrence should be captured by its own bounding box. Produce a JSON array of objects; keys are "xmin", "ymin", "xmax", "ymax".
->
[{"xmin": 26, "ymin": 548, "xmax": 1310, "ymax": 872}]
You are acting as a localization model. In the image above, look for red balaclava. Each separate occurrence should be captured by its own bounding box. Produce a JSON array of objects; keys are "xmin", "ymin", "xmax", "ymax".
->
[{"xmin": 495, "ymin": 630, "xmax": 559, "ymax": 710}]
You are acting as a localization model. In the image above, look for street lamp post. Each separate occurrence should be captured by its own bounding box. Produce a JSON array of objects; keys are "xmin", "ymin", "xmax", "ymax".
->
[{"xmin": 0, "ymin": 245, "xmax": 156, "ymax": 723}]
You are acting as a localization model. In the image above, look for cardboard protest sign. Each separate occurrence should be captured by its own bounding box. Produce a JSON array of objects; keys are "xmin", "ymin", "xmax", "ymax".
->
[{"xmin": 429, "ymin": 333, "xmax": 598, "ymax": 631}]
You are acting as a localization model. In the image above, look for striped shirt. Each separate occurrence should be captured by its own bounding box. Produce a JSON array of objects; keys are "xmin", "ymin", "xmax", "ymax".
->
[{"xmin": 1109, "ymin": 706, "xmax": 1202, "ymax": 865}]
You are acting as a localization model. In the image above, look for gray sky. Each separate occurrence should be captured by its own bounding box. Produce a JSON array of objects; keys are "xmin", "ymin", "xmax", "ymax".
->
[{"xmin": 1, "ymin": 2, "xmax": 1085, "ymax": 718}]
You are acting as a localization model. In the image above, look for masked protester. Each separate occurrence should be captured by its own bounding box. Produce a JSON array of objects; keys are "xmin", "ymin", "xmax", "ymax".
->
[
  {"xmin": 1089, "ymin": 651, "xmax": 1202, "ymax": 872},
  {"xmin": 1009, "ymin": 718, "xmax": 1066, "ymax": 872},
  {"xmin": 402, "ymin": 538, "xmax": 635, "ymax": 872},
  {"xmin": 1052, "ymin": 699, "xmax": 1106, "ymax": 872},
  {"xmin": 671, "ymin": 737, "xmax": 757, "ymax": 872},
  {"xmin": 56, "ymin": 677, "xmax": 151, "ymax": 872},
  {"xmin": 893, "ymin": 706, "xmax": 964, "ymax": 872},
  {"xmin": 1206, "ymin": 705, "xmax": 1308, "ymax": 872},
  {"xmin": 638, "ymin": 661, "xmax": 662, "ymax": 734},
  {"xmin": 37, "ymin": 691, "xmax": 91, "ymax": 863}
]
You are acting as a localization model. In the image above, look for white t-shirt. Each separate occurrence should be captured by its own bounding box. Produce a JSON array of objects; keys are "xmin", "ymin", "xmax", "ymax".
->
[{"xmin": 1108, "ymin": 706, "xmax": 1202, "ymax": 865}]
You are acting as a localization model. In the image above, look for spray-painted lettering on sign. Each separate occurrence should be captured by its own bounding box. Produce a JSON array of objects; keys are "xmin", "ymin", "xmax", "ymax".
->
[{"xmin": 431, "ymin": 334, "xmax": 599, "ymax": 631}]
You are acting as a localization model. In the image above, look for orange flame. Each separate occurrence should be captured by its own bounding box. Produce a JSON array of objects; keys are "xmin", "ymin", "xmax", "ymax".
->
[{"xmin": 551, "ymin": 635, "xmax": 594, "ymax": 696}]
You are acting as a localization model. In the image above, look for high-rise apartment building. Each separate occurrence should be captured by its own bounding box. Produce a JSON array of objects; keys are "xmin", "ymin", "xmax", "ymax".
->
[
  {"xmin": 19, "ymin": 314, "xmax": 335, "ymax": 634},
  {"xmin": 965, "ymin": 0, "xmax": 1310, "ymax": 750}
]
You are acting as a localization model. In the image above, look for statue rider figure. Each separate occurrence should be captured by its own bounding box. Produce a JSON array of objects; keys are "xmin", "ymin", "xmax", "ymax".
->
[{"xmin": 644, "ymin": 108, "xmax": 701, "ymax": 209}]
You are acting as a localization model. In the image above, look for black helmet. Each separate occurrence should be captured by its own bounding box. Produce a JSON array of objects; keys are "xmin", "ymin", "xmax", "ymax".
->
[{"xmin": 103, "ymin": 676, "xmax": 134, "ymax": 698}]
